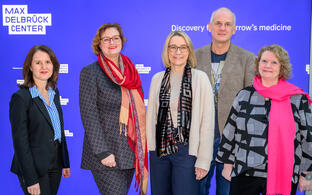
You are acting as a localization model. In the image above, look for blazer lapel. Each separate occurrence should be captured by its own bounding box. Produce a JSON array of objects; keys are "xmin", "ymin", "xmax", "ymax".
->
[
  {"xmin": 33, "ymin": 97, "xmax": 53, "ymax": 128},
  {"xmin": 54, "ymin": 95, "xmax": 64, "ymax": 131},
  {"xmin": 54, "ymin": 90, "xmax": 65, "ymax": 140},
  {"xmin": 204, "ymin": 45, "xmax": 213, "ymax": 84},
  {"xmin": 219, "ymin": 44, "xmax": 234, "ymax": 93}
]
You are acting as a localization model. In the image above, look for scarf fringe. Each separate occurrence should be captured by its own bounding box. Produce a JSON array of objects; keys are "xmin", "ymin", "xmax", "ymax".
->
[{"xmin": 119, "ymin": 123, "xmax": 127, "ymax": 136}]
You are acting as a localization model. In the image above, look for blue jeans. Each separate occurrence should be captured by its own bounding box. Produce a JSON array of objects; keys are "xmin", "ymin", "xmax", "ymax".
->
[
  {"xmin": 150, "ymin": 143, "xmax": 199, "ymax": 195},
  {"xmin": 199, "ymin": 137, "xmax": 230, "ymax": 195}
]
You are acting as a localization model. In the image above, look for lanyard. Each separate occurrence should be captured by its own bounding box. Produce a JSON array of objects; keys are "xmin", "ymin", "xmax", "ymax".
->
[{"xmin": 211, "ymin": 61, "xmax": 225, "ymax": 104}]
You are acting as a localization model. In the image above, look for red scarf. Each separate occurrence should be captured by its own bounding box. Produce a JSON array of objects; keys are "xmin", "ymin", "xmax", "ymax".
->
[
  {"xmin": 253, "ymin": 76, "xmax": 310, "ymax": 195},
  {"xmin": 98, "ymin": 53, "xmax": 148, "ymax": 194}
]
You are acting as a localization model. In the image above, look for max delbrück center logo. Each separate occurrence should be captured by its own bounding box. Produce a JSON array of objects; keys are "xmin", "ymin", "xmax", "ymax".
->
[{"xmin": 2, "ymin": 5, "xmax": 52, "ymax": 35}]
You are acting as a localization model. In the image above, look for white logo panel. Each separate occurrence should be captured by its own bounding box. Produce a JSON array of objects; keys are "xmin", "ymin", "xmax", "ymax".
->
[
  {"xmin": 2, "ymin": 5, "xmax": 52, "ymax": 35},
  {"xmin": 64, "ymin": 130, "xmax": 73, "ymax": 137},
  {"xmin": 136, "ymin": 64, "xmax": 151, "ymax": 74}
]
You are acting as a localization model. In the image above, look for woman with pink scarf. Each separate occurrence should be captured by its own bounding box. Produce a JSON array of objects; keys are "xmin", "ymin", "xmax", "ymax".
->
[{"xmin": 216, "ymin": 44, "xmax": 312, "ymax": 194}]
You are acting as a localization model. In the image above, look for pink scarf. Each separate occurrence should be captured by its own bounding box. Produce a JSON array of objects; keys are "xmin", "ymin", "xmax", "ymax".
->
[{"xmin": 253, "ymin": 76, "xmax": 310, "ymax": 194}]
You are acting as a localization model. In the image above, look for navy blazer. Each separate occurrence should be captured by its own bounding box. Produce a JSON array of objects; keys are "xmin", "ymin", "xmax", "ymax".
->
[{"xmin": 9, "ymin": 87, "xmax": 70, "ymax": 187}]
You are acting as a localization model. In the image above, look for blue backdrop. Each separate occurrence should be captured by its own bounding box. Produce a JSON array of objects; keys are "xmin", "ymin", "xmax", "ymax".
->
[{"xmin": 1, "ymin": 0, "xmax": 311, "ymax": 194}]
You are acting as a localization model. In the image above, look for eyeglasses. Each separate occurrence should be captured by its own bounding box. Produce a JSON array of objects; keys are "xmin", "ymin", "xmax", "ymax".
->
[
  {"xmin": 101, "ymin": 35, "xmax": 121, "ymax": 44},
  {"xmin": 168, "ymin": 45, "xmax": 189, "ymax": 53}
]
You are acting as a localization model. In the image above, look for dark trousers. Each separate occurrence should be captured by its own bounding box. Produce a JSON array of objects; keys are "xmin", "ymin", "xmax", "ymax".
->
[
  {"xmin": 230, "ymin": 175, "xmax": 298, "ymax": 195},
  {"xmin": 150, "ymin": 143, "xmax": 199, "ymax": 195},
  {"xmin": 91, "ymin": 169, "xmax": 134, "ymax": 195},
  {"xmin": 18, "ymin": 141, "xmax": 63, "ymax": 195},
  {"xmin": 199, "ymin": 137, "xmax": 230, "ymax": 195}
]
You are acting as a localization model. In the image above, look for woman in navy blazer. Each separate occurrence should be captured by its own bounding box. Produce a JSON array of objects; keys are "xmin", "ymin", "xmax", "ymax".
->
[{"xmin": 9, "ymin": 45, "xmax": 70, "ymax": 195}]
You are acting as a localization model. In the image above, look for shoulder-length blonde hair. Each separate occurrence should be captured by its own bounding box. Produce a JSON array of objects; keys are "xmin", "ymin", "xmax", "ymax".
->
[{"xmin": 161, "ymin": 31, "xmax": 197, "ymax": 68}]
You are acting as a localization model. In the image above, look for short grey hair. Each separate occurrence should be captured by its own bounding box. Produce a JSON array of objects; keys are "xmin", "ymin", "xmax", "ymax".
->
[{"xmin": 210, "ymin": 7, "xmax": 236, "ymax": 25}]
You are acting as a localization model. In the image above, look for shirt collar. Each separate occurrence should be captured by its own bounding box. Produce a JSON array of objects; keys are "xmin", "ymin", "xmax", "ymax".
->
[{"xmin": 29, "ymin": 85, "xmax": 55, "ymax": 106}]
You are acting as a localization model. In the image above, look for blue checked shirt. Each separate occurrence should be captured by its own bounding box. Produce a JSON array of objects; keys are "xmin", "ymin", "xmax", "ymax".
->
[{"xmin": 29, "ymin": 86, "xmax": 62, "ymax": 142}]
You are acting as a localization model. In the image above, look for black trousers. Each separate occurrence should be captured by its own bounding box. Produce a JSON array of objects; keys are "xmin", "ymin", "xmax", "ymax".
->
[
  {"xmin": 18, "ymin": 141, "xmax": 63, "ymax": 195},
  {"xmin": 230, "ymin": 175, "xmax": 298, "ymax": 195}
]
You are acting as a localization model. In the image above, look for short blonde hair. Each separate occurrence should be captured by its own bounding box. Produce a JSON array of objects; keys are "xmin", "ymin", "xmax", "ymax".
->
[
  {"xmin": 91, "ymin": 23, "xmax": 126, "ymax": 55},
  {"xmin": 161, "ymin": 31, "xmax": 197, "ymax": 68},
  {"xmin": 255, "ymin": 44, "xmax": 292, "ymax": 80}
]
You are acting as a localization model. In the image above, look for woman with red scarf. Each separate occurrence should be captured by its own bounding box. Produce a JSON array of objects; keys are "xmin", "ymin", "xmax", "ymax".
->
[
  {"xmin": 79, "ymin": 23, "xmax": 148, "ymax": 195},
  {"xmin": 216, "ymin": 44, "xmax": 312, "ymax": 194}
]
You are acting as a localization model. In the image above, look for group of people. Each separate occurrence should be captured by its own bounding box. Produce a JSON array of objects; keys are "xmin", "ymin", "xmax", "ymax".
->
[{"xmin": 8, "ymin": 7, "xmax": 312, "ymax": 195}]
